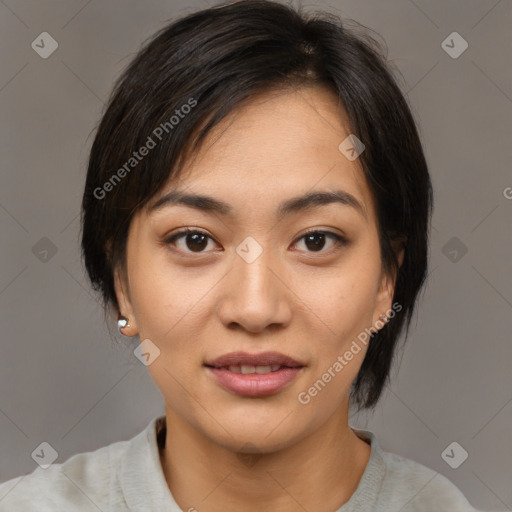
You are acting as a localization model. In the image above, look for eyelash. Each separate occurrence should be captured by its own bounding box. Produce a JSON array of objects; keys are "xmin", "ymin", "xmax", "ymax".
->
[{"xmin": 164, "ymin": 228, "xmax": 348, "ymax": 256}]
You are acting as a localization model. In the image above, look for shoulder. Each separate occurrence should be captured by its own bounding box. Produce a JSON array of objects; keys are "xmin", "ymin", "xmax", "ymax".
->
[
  {"xmin": 0, "ymin": 437, "xmax": 130, "ymax": 512},
  {"xmin": 379, "ymin": 449, "xmax": 477, "ymax": 511}
]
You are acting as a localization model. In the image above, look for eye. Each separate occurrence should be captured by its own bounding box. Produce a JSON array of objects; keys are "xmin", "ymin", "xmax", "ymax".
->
[
  {"xmin": 164, "ymin": 228, "xmax": 219, "ymax": 254},
  {"xmin": 293, "ymin": 229, "xmax": 348, "ymax": 253}
]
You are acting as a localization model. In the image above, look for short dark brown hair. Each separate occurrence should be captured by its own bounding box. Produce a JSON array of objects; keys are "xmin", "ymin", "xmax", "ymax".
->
[{"xmin": 80, "ymin": 0, "xmax": 433, "ymax": 411}]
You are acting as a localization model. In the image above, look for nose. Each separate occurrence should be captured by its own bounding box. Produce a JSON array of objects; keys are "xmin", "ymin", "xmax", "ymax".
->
[{"xmin": 216, "ymin": 247, "xmax": 293, "ymax": 334}]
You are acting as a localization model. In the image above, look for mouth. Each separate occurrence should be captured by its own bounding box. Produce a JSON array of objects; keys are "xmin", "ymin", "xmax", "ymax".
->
[
  {"xmin": 204, "ymin": 351, "xmax": 305, "ymax": 397},
  {"xmin": 205, "ymin": 364, "xmax": 290, "ymax": 374},
  {"xmin": 204, "ymin": 350, "xmax": 305, "ymax": 369}
]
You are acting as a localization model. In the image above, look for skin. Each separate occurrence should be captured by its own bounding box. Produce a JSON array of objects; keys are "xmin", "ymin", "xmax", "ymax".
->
[{"xmin": 114, "ymin": 84, "xmax": 403, "ymax": 511}]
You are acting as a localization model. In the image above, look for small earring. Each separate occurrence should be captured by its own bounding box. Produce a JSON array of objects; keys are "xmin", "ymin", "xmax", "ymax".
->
[
  {"xmin": 379, "ymin": 314, "xmax": 388, "ymax": 323},
  {"xmin": 118, "ymin": 315, "xmax": 131, "ymax": 335}
]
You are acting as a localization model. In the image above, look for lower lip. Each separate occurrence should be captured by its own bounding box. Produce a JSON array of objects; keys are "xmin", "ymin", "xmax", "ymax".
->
[{"xmin": 206, "ymin": 366, "xmax": 303, "ymax": 397}]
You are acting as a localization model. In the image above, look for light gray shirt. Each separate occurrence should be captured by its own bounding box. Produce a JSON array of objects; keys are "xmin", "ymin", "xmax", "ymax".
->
[{"xmin": 0, "ymin": 416, "xmax": 478, "ymax": 511}]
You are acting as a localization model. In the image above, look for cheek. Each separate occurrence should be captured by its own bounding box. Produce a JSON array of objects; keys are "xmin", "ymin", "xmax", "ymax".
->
[
  {"xmin": 291, "ymin": 251, "xmax": 381, "ymax": 407},
  {"xmin": 128, "ymin": 257, "xmax": 209, "ymax": 401},
  {"xmin": 295, "ymin": 248, "xmax": 382, "ymax": 343},
  {"xmin": 127, "ymin": 249, "xmax": 224, "ymax": 374}
]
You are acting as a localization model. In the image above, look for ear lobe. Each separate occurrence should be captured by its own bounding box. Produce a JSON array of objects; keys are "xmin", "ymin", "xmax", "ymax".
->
[
  {"xmin": 113, "ymin": 266, "xmax": 138, "ymax": 334},
  {"xmin": 389, "ymin": 237, "xmax": 406, "ymax": 290},
  {"xmin": 395, "ymin": 241, "xmax": 405, "ymax": 269},
  {"xmin": 376, "ymin": 269, "xmax": 395, "ymax": 303},
  {"xmin": 375, "ymin": 239, "xmax": 405, "ymax": 313}
]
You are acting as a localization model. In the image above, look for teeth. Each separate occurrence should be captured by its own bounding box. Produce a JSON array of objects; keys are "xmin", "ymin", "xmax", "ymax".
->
[
  {"xmin": 241, "ymin": 365, "xmax": 257, "ymax": 374},
  {"xmin": 255, "ymin": 365, "xmax": 272, "ymax": 374},
  {"xmin": 226, "ymin": 365, "xmax": 283, "ymax": 374}
]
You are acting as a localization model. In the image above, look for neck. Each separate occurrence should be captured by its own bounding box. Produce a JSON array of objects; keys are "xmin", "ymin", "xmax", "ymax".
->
[{"xmin": 159, "ymin": 406, "xmax": 371, "ymax": 512}]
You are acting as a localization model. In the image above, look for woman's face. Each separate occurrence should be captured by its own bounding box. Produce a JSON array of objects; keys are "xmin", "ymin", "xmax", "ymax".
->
[{"xmin": 114, "ymin": 85, "xmax": 397, "ymax": 453}]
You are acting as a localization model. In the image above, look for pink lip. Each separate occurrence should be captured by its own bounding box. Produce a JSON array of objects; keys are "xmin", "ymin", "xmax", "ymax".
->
[{"xmin": 206, "ymin": 367, "xmax": 303, "ymax": 397}]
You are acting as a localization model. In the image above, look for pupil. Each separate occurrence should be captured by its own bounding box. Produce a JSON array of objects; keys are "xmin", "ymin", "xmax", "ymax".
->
[
  {"xmin": 305, "ymin": 233, "xmax": 325, "ymax": 251},
  {"xmin": 187, "ymin": 233, "xmax": 208, "ymax": 252}
]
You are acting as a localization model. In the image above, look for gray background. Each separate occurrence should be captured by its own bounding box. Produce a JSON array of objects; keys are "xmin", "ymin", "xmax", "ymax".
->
[{"xmin": 0, "ymin": 0, "xmax": 511, "ymax": 510}]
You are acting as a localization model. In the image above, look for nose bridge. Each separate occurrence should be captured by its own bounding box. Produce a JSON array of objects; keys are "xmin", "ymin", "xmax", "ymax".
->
[
  {"xmin": 237, "ymin": 244, "xmax": 274, "ymax": 293},
  {"xmin": 218, "ymin": 236, "xmax": 291, "ymax": 331}
]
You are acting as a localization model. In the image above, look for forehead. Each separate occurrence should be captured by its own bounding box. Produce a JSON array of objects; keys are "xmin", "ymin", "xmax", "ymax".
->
[{"xmin": 148, "ymin": 85, "xmax": 375, "ymax": 223}]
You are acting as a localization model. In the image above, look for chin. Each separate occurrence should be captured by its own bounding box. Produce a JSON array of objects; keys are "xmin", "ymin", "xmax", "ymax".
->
[{"xmin": 199, "ymin": 412, "xmax": 309, "ymax": 454}]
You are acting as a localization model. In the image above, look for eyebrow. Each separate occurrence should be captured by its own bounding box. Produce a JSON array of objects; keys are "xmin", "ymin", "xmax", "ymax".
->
[{"xmin": 148, "ymin": 188, "xmax": 366, "ymax": 220}]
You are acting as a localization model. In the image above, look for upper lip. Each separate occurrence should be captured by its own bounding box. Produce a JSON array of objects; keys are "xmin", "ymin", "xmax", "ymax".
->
[{"xmin": 204, "ymin": 351, "xmax": 305, "ymax": 368}]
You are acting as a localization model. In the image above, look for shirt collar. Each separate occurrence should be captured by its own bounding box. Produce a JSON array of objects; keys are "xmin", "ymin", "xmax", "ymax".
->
[
  {"xmin": 336, "ymin": 427, "xmax": 387, "ymax": 511},
  {"xmin": 119, "ymin": 416, "xmax": 182, "ymax": 511}
]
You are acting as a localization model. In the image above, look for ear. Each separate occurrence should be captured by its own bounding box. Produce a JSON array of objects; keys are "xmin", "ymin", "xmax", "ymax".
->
[
  {"xmin": 113, "ymin": 264, "xmax": 139, "ymax": 336},
  {"xmin": 372, "ymin": 239, "xmax": 405, "ymax": 326}
]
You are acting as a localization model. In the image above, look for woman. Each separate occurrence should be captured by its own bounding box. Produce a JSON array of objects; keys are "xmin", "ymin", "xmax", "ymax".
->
[{"xmin": 0, "ymin": 1, "xmax": 477, "ymax": 510}]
